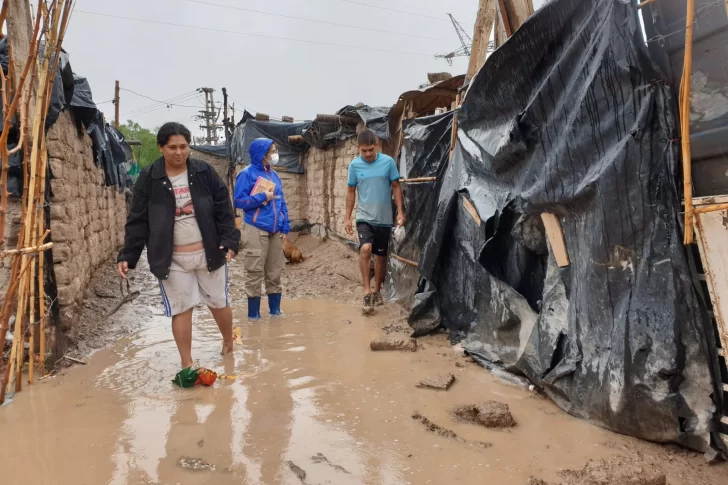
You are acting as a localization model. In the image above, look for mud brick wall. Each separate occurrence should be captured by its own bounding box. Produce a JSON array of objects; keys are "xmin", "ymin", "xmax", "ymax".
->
[
  {"xmin": 0, "ymin": 201, "xmax": 23, "ymax": 303},
  {"xmin": 303, "ymin": 138, "xmax": 358, "ymax": 241},
  {"xmin": 278, "ymin": 172, "xmax": 305, "ymax": 223},
  {"xmin": 47, "ymin": 112, "xmax": 126, "ymax": 324},
  {"xmin": 190, "ymin": 148, "xmax": 229, "ymax": 183},
  {"xmin": 231, "ymin": 166, "xmax": 306, "ymax": 225}
]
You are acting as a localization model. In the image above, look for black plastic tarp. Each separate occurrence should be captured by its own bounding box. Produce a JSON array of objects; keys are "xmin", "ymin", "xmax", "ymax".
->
[
  {"xmin": 302, "ymin": 104, "xmax": 391, "ymax": 149},
  {"xmin": 230, "ymin": 118, "xmax": 309, "ymax": 173},
  {"xmin": 339, "ymin": 105, "xmax": 390, "ymax": 140},
  {"xmin": 0, "ymin": 40, "xmax": 129, "ymax": 194},
  {"xmin": 397, "ymin": 0, "xmax": 721, "ymax": 452},
  {"xmin": 387, "ymin": 112, "xmax": 453, "ymax": 316},
  {"xmin": 191, "ymin": 144, "xmax": 228, "ymax": 158}
]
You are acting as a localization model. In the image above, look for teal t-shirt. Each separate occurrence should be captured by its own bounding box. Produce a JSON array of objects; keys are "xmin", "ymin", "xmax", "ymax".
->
[{"xmin": 347, "ymin": 153, "xmax": 400, "ymax": 227}]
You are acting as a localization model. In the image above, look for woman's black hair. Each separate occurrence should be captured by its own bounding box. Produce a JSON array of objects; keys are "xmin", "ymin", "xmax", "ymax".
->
[{"xmin": 157, "ymin": 122, "xmax": 192, "ymax": 146}]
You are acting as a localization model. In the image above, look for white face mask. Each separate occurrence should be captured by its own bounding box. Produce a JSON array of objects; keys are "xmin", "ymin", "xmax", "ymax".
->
[{"xmin": 270, "ymin": 153, "xmax": 280, "ymax": 165}]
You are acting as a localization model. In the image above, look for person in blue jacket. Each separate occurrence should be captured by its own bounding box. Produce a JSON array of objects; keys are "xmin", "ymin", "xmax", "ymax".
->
[{"xmin": 234, "ymin": 138, "xmax": 290, "ymax": 319}]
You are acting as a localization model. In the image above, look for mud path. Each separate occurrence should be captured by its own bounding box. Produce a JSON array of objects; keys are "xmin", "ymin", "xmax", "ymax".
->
[{"xmin": 0, "ymin": 237, "xmax": 726, "ymax": 484}]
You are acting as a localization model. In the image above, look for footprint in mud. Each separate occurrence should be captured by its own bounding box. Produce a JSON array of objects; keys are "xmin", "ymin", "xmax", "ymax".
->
[
  {"xmin": 411, "ymin": 413, "xmax": 492, "ymax": 449},
  {"xmin": 311, "ymin": 452, "xmax": 350, "ymax": 474}
]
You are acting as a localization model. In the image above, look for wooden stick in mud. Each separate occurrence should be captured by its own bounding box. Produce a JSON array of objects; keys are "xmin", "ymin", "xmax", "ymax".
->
[
  {"xmin": 38, "ymin": 228, "xmax": 46, "ymax": 376},
  {"xmin": 391, "ymin": 253, "xmax": 418, "ymax": 267}
]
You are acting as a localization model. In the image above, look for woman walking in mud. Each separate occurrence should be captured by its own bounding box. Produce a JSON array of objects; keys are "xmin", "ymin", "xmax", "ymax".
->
[
  {"xmin": 233, "ymin": 138, "xmax": 291, "ymax": 319},
  {"xmin": 117, "ymin": 122, "xmax": 240, "ymax": 370}
]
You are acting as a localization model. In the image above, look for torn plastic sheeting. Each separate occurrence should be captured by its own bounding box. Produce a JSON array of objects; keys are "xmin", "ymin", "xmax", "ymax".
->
[
  {"xmin": 302, "ymin": 104, "xmax": 390, "ymax": 149},
  {"xmin": 338, "ymin": 105, "xmax": 390, "ymax": 140},
  {"xmin": 398, "ymin": 0, "xmax": 722, "ymax": 453},
  {"xmin": 230, "ymin": 118, "xmax": 309, "ymax": 174},
  {"xmin": 386, "ymin": 112, "xmax": 453, "ymax": 313}
]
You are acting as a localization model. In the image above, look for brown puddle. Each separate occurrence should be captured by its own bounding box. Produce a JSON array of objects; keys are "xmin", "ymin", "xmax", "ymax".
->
[{"xmin": 0, "ymin": 298, "xmax": 726, "ymax": 485}]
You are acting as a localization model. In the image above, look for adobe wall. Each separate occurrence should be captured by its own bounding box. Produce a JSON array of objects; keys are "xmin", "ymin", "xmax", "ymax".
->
[{"xmin": 47, "ymin": 112, "xmax": 126, "ymax": 327}]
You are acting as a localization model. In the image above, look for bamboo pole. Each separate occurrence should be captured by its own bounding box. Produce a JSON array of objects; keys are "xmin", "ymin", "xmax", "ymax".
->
[
  {"xmin": 0, "ymin": 0, "xmax": 73, "ymax": 397},
  {"xmin": 37, "ymin": 225, "xmax": 46, "ymax": 376},
  {"xmin": 638, "ymin": 0, "xmax": 657, "ymax": 7},
  {"xmin": 0, "ymin": 4, "xmax": 42, "ymax": 246},
  {"xmin": 0, "ymin": 241, "xmax": 52, "ymax": 257},
  {"xmin": 681, "ymin": 0, "xmax": 695, "ymax": 244},
  {"xmin": 27, "ymin": 0, "xmax": 70, "ymax": 385}
]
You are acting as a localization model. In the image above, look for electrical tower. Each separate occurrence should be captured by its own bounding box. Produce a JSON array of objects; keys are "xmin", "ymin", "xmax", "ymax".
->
[
  {"xmin": 196, "ymin": 87, "xmax": 222, "ymax": 145},
  {"xmin": 435, "ymin": 13, "xmax": 494, "ymax": 65}
]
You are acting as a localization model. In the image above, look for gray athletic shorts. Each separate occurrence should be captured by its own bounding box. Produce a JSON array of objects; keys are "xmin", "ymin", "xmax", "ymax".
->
[{"xmin": 159, "ymin": 249, "xmax": 229, "ymax": 317}]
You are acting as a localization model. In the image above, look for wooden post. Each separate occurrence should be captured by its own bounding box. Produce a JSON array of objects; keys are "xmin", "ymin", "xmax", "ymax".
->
[
  {"xmin": 222, "ymin": 87, "xmax": 229, "ymax": 134},
  {"xmin": 497, "ymin": 0, "xmax": 513, "ymax": 37},
  {"xmin": 114, "ymin": 80, "xmax": 120, "ymax": 129},
  {"xmin": 467, "ymin": 0, "xmax": 497, "ymax": 82}
]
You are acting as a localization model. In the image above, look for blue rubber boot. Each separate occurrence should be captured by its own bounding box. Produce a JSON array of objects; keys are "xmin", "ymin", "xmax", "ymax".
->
[
  {"xmin": 268, "ymin": 293, "xmax": 283, "ymax": 316},
  {"xmin": 247, "ymin": 297, "xmax": 261, "ymax": 320}
]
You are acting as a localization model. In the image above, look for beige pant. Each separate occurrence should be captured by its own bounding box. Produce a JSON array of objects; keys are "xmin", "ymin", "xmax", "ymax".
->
[{"xmin": 241, "ymin": 224, "xmax": 284, "ymax": 298}]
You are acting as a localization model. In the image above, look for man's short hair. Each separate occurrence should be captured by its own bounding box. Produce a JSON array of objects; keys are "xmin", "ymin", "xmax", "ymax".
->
[{"xmin": 357, "ymin": 129, "xmax": 377, "ymax": 146}]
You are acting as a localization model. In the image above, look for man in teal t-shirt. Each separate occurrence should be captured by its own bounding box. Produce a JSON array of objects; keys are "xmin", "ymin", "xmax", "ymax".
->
[{"xmin": 345, "ymin": 129, "xmax": 405, "ymax": 315}]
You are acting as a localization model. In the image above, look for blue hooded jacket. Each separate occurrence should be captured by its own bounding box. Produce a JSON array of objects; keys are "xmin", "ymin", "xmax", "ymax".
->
[{"xmin": 234, "ymin": 138, "xmax": 290, "ymax": 234}]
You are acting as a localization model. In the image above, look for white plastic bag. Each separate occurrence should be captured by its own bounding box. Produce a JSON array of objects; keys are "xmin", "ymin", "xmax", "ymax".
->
[{"xmin": 393, "ymin": 225, "xmax": 406, "ymax": 243}]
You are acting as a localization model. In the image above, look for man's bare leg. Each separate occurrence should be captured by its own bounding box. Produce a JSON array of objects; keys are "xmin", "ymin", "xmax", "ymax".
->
[
  {"xmin": 360, "ymin": 243, "xmax": 373, "ymax": 294},
  {"xmin": 373, "ymin": 255, "xmax": 386, "ymax": 294},
  {"xmin": 210, "ymin": 306, "xmax": 234, "ymax": 355},
  {"xmin": 172, "ymin": 309, "xmax": 194, "ymax": 368}
]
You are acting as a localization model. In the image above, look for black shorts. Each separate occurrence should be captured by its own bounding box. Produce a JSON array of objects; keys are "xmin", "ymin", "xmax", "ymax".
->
[{"xmin": 357, "ymin": 223, "xmax": 390, "ymax": 257}]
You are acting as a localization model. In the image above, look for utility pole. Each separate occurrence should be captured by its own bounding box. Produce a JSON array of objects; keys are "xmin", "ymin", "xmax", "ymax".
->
[
  {"xmin": 222, "ymin": 87, "xmax": 231, "ymax": 141},
  {"xmin": 197, "ymin": 87, "xmax": 221, "ymax": 145},
  {"xmin": 114, "ymin": 80, "xmax": 120, "ymax": 129}
]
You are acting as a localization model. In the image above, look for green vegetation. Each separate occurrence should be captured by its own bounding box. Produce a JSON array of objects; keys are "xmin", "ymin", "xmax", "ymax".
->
[{"xmin": 118, "ymin": 121, "xmax": 159, "ymax": 168}]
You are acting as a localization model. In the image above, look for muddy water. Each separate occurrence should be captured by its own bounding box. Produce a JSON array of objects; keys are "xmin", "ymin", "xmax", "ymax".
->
[{"xmin": 0, "ymin": 299, "xmax": 724, "ymax": 484}]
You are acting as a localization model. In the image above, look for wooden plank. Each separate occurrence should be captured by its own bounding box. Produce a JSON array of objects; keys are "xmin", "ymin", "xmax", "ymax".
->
[
  {"xmin": 462, "ymin": 197, "xmax": 482, "ymax": 226},
  {"xmin": 694, "ymin": 211, "xmax": 728, "ymax": 370},
  {"xmin": 497, "ymin": 0, "xmax": 513, "ymax": 37},
  {"xmin": 541, "ymin": 213, "xmax": 569, "ymax": 267}
]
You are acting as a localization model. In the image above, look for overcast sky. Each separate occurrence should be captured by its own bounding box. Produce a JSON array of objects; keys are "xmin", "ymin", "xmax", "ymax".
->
[{"xmin": 60, "ymin": 0, "xmax": 545, "ymax": 138}]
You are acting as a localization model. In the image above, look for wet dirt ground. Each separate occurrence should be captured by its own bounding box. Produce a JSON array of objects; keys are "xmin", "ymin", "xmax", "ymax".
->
[{"xmin": 1, "ymin": 236, "xmax": 727, "ymax": 484}]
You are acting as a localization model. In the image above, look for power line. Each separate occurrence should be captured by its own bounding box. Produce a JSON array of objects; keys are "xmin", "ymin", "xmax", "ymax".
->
[
  {"xmin": 122, "ymin": 95, "xmax": 201, "ymax": 117},
  {"xmin": 182, "ymin": 0, "xmax": 451, "ymax": 41},
  {"xmin": 325, "ymin": 0, "xmax": 454, "ymax": 22},
  {"xmin": 122, "ymin": 98, "xmax": 201, "ymax": 119},
  {"xmin": 120, "ymin": 88, "xmax": 202, "ymax": 109},
  {"xmin": 121, "ymin": 94, "xmax": 201, "ymax": 118},
  {"xmin": 120, "ymin": 91, "xmax": 201, "ymax": 118},
  {"xmin": 339, "ymin": 0, "xmax": 448, "ymax": 15},
  {"xmin": 74, "ymin": 10, "xmax": 436, "ymax": 57}
]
